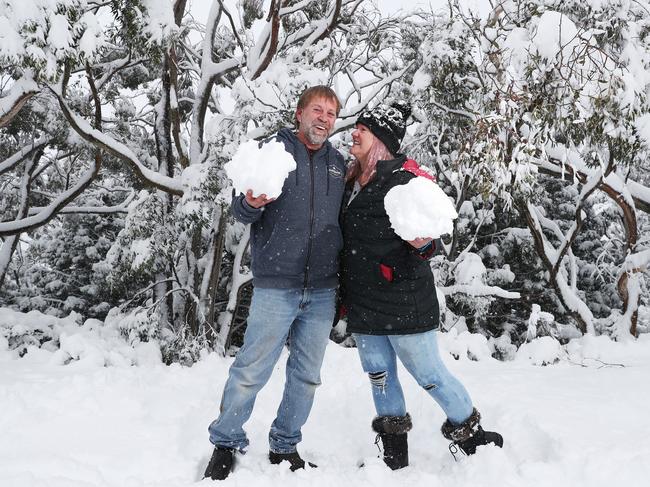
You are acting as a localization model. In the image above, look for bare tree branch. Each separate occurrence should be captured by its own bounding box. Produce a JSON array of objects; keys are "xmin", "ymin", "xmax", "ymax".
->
[
  {"xmin": 250, "ymin": 1, "xmax": 284, "ymax": 80},
  {"xmin": 27, "ymin": 191, "xmax": 135, "ymax": 215},
  {"xmin": 49, "ymin": 87, "xmax": 184, "ymax": 196},
  {"xmin": 0, "ymin": 76, "xmax": 40, "ymax": 128},
  {"xmin": 0, "ymin": 138, "xmax": 50, "ymax": 176},
  {"xmin": 0, "ymin": 156, "xmax": 100, "ymax": 237}
]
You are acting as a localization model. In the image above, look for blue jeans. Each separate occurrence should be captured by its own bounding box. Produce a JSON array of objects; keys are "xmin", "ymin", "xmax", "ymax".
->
[
  {"xmin": 209, "ymin": 287, "xmax": 336, "ymax": 453},
  {"xmin": 354, "ymin": 329, "xmax": 473, "ymax": 424}
]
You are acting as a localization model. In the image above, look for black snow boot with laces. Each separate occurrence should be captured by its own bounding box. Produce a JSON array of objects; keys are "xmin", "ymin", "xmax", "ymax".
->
[
  {"xmin": 372, "ymin": 413, "xmax": 412, "ymax": 470},
  {"xmin": 204, "ymin": 446, "xmax": 235, "ymax": 480},
  {"xmin": 441, "ymin": 408, "xmax": 503, "ymax": 459},
  {"xmin": 269, "ymin": 450, "xmax": 317, "ymax": 471}
]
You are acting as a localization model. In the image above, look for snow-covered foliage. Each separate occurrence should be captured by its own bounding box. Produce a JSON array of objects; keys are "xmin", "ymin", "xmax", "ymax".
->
[
  {"xmin": 1, "ymin": 0, "xmax": 416, "ymax": 360},
  {"xmin": 0, "ymin": 306, "xmax": 161, "ymax": 365},
  {"xmin": 406, "ymin": 0, "xmax": 650, "ymax": 344},
  {"xmin": 0, "ymin": 0, "xmax": 175, "ymax": 81},
  {"xmin": 1, "ymin": 0, "xmax": 649, "ymax": 361}
]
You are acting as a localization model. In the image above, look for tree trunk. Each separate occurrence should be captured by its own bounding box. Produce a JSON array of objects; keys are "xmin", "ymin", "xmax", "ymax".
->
[{"xmin": 0, "ymin": 151, "xmax": 40, "ymax": 288}]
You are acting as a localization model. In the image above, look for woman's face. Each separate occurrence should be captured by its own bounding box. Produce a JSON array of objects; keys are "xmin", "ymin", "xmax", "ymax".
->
[{"xmin": 350, "ymin": 123, "xmax": 375, "ymax": 162}]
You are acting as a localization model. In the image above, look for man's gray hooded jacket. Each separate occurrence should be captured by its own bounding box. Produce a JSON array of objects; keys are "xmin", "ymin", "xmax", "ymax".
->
[{"xmin": 232, "ymin": 128, "xmax": 346, "ymax": 289}]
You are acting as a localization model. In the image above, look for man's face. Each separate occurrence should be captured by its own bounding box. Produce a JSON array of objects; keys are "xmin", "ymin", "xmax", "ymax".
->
[{"xmin": 295, "ymin": 96, "xmax": 338, "ymax": 149}]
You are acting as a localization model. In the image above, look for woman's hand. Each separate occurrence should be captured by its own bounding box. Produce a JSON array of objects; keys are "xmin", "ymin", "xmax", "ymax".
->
[{"xmin": 407, "ymin": 237, "xmax": 433, "ymax": 250}]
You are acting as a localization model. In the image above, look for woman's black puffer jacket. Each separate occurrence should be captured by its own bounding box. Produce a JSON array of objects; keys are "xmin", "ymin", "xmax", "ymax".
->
[{"xmin": 340, "ymin": 155, "xmax": 439, "ymax": 336}]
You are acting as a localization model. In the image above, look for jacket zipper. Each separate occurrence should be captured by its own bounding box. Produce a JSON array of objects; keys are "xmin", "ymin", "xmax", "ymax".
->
[{"xmin": 303, "ymin": 151, "xmax": 315, "ymax": 288}]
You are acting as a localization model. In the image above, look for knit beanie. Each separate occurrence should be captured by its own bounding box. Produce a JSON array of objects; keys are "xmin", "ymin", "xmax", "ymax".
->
[{"xmin": 356, "ymin": 101, "xmax": 411, "ymax": 156}]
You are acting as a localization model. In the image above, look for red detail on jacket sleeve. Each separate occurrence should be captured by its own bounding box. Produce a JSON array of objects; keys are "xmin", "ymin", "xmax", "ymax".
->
[
  {"xmin": 379, "ymin": 263, "xmax": 394, "ymax": 282},
  {"xmin": 402, "ymin": 158, "xmax": 437, "ymax": 182}
]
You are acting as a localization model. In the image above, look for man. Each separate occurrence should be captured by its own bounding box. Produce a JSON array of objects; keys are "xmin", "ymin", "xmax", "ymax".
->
[{"xmin": 204, "ymin": 86, "xmax": 346, "ymax": 481}]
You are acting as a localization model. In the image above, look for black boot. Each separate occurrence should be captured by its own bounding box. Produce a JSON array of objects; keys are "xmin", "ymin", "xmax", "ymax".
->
[
  {"xmin": 441, "ymin": 408, "xmax": 503, "ymax": 458},
  {"xmin": 372, "ymin": 413, "xmax": 412, "ymax": 470},
  {"xmin": 204, "ymin": 446, "xmax": 235, "ymax": 480},
  {"xmin": 269, "ymin": 450, "xmax": 317, "ymax": 471}
]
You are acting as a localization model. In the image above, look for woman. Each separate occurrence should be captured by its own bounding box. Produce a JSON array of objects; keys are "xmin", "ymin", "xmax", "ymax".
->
[{"xmin": 340, "ymin": 102, "xmax": 503, "ymax": 470}]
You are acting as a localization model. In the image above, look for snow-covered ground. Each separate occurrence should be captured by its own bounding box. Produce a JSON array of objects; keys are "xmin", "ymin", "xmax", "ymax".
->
[{"xmin": 1, "ymin": 311, "xmax": 650, "ymax": 487}]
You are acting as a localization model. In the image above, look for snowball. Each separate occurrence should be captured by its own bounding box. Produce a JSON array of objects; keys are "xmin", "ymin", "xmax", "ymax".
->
[
  {"xmin": 224, "ymin": 140, "xmax": 296, "ymax": 199},
  {"xmin": 384, "ymin": 177, "xmax": 457, "ymax": 240}
]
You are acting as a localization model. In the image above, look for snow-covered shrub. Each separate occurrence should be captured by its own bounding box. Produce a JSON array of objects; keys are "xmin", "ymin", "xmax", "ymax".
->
[
  {"xmin": 2, "ymin": 0, "xmax": 648, "ymax": 364},
  {"xmin": 526, "ymin": 304, "xmax": 556, "ymax": 341},
  {"xmin": 0, "ymin": 308, "xmax": 78, "ymax": 356},
  {"xmin": 0, "ymin": 307, "xmax": 161, "ymax": 366},
  {"xmin": 438, "ymin": 328, "xmax": 494, "ymax": 362},
  {"xmin": 448, "ymin": 253, "xmax": 493, "ymax": 324},
  {"xmin": 104, "ymin": 307, "xmax": 160, "ymax": 344},
  {"xmin": 16, "ymin": 212, "xmax": 123, "ymax": 318},
  {"xmin": 407, "ymin": 0, "xmax": 650, "ymax": 345},
  {"xmin": 490, "ymin": 334, "xmax": 518, "ymax": 361},
  {"xmin": 516, "ymin": 336, "xmax": 564, "ymax": 366}
]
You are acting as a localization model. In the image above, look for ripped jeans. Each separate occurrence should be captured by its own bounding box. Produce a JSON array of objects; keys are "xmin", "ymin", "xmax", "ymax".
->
[{"xmin": 353, "ymin": 329, "xmax": 473, "ymax": 425}]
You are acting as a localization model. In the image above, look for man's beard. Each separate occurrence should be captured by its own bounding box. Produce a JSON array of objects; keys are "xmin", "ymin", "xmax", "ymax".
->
[{"xmin": 303, "ymin": 123, "xmax": 330, "ymax": 145}]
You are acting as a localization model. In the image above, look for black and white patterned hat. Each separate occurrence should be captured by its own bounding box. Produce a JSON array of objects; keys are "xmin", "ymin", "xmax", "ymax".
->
[{"xmin": 356, "ymin": 101, "xmax": 411, "ymax": 156}]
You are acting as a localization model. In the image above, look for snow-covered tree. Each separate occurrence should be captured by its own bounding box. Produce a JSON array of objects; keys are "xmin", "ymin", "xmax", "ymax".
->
[
  {"xmin": 408, "ymin": 0, "xmax": 650, "ymax": 341},
  {"xmin": 1, "ymin": 0, "xmax": 415, "ymax": 359}
]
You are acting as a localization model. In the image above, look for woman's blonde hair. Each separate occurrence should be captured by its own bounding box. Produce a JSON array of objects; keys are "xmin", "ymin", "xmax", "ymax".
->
[{"xmin": 346, "ymin": 135, "xmax": 394, "ymax": 187}]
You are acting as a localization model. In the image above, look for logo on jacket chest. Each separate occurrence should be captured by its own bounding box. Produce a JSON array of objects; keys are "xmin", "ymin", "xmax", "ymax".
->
[{"xmin": 328, "ymin": 166, "xmax": 344, "ymax": 178}]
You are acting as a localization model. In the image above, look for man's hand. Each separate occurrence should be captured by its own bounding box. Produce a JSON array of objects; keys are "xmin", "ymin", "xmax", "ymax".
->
[
  {"xmin": 245, "ymin": 190, "xmax": 275, "ymax": 209},
  {"xmin": 407, "ymin": 237, "xmax": 433, "ymax": 250}
]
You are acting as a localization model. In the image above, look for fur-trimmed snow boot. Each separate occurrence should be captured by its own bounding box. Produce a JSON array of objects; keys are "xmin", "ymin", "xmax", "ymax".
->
[
  {"xmin": 441, "ymin": 408, "xmax": 503, "ymax": 459},
  {"xmin": 372, "ymin": 413, "xmax": 412, "ymax": 470}
]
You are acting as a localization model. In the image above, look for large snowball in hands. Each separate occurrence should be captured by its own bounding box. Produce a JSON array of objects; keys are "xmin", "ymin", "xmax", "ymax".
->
[
  {"xmin": 224, "ymin": 140, "xmax": 296, "ymax": 199},
  {"xmin": 384, "ymin": 177, "xmax": 458, "ymax": 240}
]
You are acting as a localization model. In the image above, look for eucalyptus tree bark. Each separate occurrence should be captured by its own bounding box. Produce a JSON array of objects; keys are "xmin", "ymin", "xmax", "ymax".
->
[
  {"xmin": 521, "ymin": 201, "xmax": 595, "ymax": 334},
  {"xmin": 216, "ymin": 227, "xmax": 252, "ymax": 355},
  {"xmin": 152, "ymin": 0, "xmax": 189, "ymax": 333},
  {"xmin": 0, "ymin": 150, "xmax": 41, "ymax": 288},
  {"xmin": 0, "ymin": 75, "xmax": 39, "ymax": 128},
  {"xmin": 536, "ymin": 160, "xmax": 647, "ymax": 337},
  {"xmin": 198, "ymin": 207, "xmax": 228, "ymax": 338}
]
